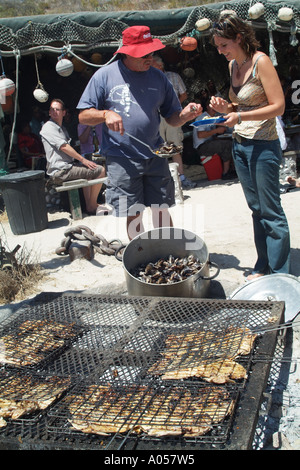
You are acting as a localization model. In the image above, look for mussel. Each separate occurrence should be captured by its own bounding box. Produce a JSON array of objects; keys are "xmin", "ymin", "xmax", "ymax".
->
[{"xmin": 131, "ymin": 254, "xmax": 203, "ymax": 285}]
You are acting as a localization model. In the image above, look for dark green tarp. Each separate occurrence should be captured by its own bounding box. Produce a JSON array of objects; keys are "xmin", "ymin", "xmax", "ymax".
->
[{"xmin": 0, "ymin": 0, "xmax": 299, "ymax": 52}]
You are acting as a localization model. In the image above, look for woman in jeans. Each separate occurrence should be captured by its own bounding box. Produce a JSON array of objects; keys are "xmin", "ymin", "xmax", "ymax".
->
[{"xmin": 210, "ymin": 13, "xmax": 290, "ymax": 281}]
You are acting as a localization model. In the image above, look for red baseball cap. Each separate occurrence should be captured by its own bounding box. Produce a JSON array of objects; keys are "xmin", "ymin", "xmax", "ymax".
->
[{"xmin": 114, "ymin": 25, "xmax": 165, "ymax": 58}]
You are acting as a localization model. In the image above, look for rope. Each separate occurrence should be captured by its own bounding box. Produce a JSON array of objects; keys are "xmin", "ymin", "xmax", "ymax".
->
[
  {"xmin": 67, "ymin": 46, "xmax": 118, "ymax": 69},
  {"xmin": 6, "ymin": 48, "xmax": 20, "ymax": 163},
  {"xmin": 55, "ymin": 225, "xmax": 126, "ymax": 261},
  {"xmin": 34, "ymin": 53, "xmax": 44, "ymax": 88},
  {"xmin": 0, "ymin": 54, "xmax": 5, "ymax": 76}
]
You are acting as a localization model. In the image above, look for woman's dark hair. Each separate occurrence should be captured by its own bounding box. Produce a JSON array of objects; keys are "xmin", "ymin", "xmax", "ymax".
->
[{"xmin": 211, "ymin": 13, "xmax": 260, "ymax": 57}]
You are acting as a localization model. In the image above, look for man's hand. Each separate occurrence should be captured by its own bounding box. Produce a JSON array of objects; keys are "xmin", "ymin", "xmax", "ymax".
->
[
  {"xmin": 81, "ymin": 158, "xmax": 99, "ymax": 170},
  {"xmin": 60, "ymin": 142, "xmax": 100, "ymax": 168},
  {"xmin": 167, "ymin": 103, "xmax": 203, "ymax": 127},
  {"xmin": 79, "ymin": 108, "xmax": 124, "ymax": 135},
  {"xmin": 180, "ymin": 103, "xmax": 203, "ymax": 123},
  {"xmin": 104, "ymin": 110, "xmax": 124, "ymax": 135}
]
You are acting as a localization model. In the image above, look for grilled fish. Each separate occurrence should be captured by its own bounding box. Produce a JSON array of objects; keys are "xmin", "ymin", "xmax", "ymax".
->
[
  {"xmin": 160, "ymin": 359, "xmax": 247, "ymax": 383},
  {"xmin": 0, "ymin": 372, "xmax": 71, "ymax": 427},
  {"xmin": 0, "ymin": 319, "xmax": 78, "ymax": 367},
  {"xmin": 68, "ymin": 384, "xmax": 234, "ymax": 438},
  {"xmin": 148, "ymin": 326, "xmax": 256, "ymax": 383}
]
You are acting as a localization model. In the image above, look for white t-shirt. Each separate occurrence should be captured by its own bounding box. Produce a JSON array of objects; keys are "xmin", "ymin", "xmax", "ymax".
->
[
  {"xmin": 276, "ymin": 116, "xmax": 287, "ymax": 151},
  {"xmin": 165, "ymin": 71, "xmax": 186, "ymax": 98},
  {"xmin": 40, "ymin": 119, "xmax": 72, "ymax": 176}
]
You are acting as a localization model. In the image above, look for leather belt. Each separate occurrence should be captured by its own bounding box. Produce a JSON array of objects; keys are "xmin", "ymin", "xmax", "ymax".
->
[{"xmin": 233, "ymin": 134, "xmax": 250, "ymax": 144}]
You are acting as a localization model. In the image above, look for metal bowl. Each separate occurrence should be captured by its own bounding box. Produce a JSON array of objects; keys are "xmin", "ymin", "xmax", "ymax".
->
[{"xmin": 229, "ymin": 273, "xmax": 300, "ymax": 323}]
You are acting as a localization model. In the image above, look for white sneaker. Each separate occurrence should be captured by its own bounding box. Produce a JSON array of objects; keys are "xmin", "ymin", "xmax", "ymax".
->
[{"xmin": 96, "ymin": 204, "xmax": 113, "ymax": 216}]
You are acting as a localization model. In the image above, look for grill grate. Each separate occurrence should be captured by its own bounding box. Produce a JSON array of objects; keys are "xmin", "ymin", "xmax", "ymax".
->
[
  {"xmin": 7, "ymin": 292, "xmax": 280, "ymax": 378},
  {"xmin": 0, "ymin": 293, "xmax": 284, "ymax": 449},
  {"xmin": 53, "ymin": 295, "xmax": 280, "ymax": 379}
]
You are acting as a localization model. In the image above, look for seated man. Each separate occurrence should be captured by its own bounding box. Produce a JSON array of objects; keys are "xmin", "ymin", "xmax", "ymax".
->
[
  {"xmin": 40, "ymin": 99, "xmax": 106, "ymax": 215},
  {"xmin": 193, "ymin": 101, "xmax": 234, "ymax": 180}
]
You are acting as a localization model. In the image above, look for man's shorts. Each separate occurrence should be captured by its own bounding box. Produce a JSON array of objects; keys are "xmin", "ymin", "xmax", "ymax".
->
[
  {"xmin": 105, "ymin": 156, "xmax": 175, "ymax": 217},
  {"xmin": 159, "ymin": 117, "xmax": 184, "ymax": 147},
  {"xmin": 51, "ymin": 163, "xmax": 103, "ymax": 185}
]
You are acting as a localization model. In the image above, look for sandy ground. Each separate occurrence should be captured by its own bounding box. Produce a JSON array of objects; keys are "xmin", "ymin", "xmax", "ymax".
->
[
  {"xmin": 0, "ymin": 165, "xmax": 299, "ymax": 449},
  {"xmin": 1, "ymin": 166, "xmax": 299, "ymax": 300}
]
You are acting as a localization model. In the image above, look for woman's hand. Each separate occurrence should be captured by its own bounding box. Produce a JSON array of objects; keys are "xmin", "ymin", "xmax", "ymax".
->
[
  {"xmin": 210, "ymin": 97, "xmax": 242, "ymax": 128},
  {"xmin": 210, "ymin": 96, "xmax": 230, "ymax": 114},
  {"xmin": 222, "ymin": 112, "xmax": 241, "ymax": 128}
]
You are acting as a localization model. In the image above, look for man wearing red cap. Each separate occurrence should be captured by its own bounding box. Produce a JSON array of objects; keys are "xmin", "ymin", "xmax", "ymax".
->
[{"xmin": 77, "ymin": 25, "xmax": 202, "ymax": 240}]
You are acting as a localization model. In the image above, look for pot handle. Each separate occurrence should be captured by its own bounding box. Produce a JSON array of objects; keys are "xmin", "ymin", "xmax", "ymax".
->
[{"xmin": 194, "ymin": 261, "xmax": 220, "ymax": 282}]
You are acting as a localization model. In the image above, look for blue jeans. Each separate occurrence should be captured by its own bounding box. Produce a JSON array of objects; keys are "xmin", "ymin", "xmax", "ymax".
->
[{"xmin": 233, "ymin": 137, "xmax": 290, "ymax": 274}]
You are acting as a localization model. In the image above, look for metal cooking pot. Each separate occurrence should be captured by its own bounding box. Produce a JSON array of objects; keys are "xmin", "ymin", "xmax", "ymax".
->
[{"xmin": 122, "ymin": 227, "xmax": 219, "ymax": 298}]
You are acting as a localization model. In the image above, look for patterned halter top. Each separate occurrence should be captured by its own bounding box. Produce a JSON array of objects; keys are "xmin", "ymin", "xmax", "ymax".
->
[{"xmin": 229, "ymin": 54, "xmax": 278, "ymax": 141}]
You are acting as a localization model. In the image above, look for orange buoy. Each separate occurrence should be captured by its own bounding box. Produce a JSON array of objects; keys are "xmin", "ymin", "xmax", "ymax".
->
[{"xmin": 180, "ymin": 37, "xmax": 198, "ymax": 51}]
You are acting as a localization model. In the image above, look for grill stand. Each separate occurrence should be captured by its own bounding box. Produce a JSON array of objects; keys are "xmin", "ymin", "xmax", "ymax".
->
[
  {"xmin": 0, "ymin": 293, "xmax": 285, "ymax": 450},
  {"xmin": 227, "ymin": 318, "xmax": 283, "ymax": 450}
]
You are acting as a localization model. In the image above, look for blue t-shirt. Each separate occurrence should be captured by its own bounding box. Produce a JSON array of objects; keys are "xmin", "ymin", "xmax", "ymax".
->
[{"xmin": 77, "ymin": 60, "xmax": 181, "ymax": 160}]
